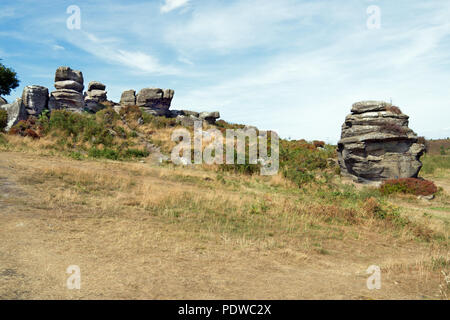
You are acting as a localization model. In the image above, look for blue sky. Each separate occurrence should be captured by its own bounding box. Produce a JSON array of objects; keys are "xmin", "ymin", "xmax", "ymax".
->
[{"xmin": 1, "ymin": 0, "xmax": 450, "ymax": 143}]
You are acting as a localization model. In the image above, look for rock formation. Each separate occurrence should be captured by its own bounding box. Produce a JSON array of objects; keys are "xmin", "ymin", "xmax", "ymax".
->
[
  {"xmin": 175, "ymin": 110, "xmax": 221, "ymax": 126},
  {"xmin": 136, "ymin": 88, "xmax": 174, "ymax": 116},
  {"xmin": 0, "ymin": 97, "xmax": 7, "ymax": 106},
  {"xmin": 84, "ymin": 81, "xmax": 107, "ymax": 113},
  {"xmin": 120, "ymin": 90, "xmax": 136, "ymax": 107},
  {"xmin": 48, "ymin": 67, "xmax": 85, "ymax": 112},
  {"xmin": 21, "ymin": 85, "xmax": 48, "ymax": 116},
  {"xmin": 337, "ymin": 101, "xmax": 425, "ymax": 183},
  {"xmin": 0, "ymin": 98, "xmax": 27, "ymax": 130},
  {"xmin": 199, "ymin": 111, "xmax": 220, "ymax": 124}
]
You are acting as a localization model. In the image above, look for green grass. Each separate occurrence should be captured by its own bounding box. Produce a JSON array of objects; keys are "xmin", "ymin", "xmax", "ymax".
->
[{"xmin": 421, "ymin": 154, "xmax": 450, "ymax": 174}]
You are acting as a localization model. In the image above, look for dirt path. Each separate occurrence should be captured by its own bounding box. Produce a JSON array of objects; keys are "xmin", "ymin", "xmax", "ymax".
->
[{"xmin": 0, "ymin": 152, "xmax": 447, "ymax": 299}]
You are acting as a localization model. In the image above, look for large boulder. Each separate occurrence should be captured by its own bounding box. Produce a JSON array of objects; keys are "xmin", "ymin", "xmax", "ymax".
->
[
  {"xmin": 55, "ymin": 80, "xmax": 84, "ymax": 92},
  {"xmin": 55, "ymin": 66, "xmax": 84, "ymax": 85},
  {"xmin": 199, "ymin": 111, "xmax": 220, "ymax": 124},
  {"xmin": 120, "ymin": 90, "xmax": 136, "ymax": 106},
  {"xmin": 175, "ymin": 110, "xmax": 221, "ymax": 127},
  {"xmin": 0, "ymin": 98, "xmax": 27, "ymax": 130},
  {"xmin": 0, "ymin": 97, "xmax": 7, "ymax": 106},
  {"xmin": 87, "ymin": 81, "xmax": 106, "ymax": 91},
  {"xmin": 48, "ymin": 89, "xmax": 85, "ymax": 112},
  {"xmin": 337, "ymin": 101, "xmax": 425, "ymax": 183},
  {"xmin": 86, "ymin": 89, "xmax": 107, "ymax": 102},
  {"xmin": 136, "ymin": 88, "xmax": 174, "ymax": 116},
  {"xmin": 21, "ymin": 85, "xmax": 49, "ymax": 116}
]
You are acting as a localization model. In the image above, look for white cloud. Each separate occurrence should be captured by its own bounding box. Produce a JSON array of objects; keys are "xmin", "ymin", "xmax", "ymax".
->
[
  {"xmin": 164, "ymin": 0, "xmax": 324, "ymax": 52},
  {"xmin": 161, "ymin": 0, "xmax": 190, "ymax": 13},
  {"xmin": 52, "ymin": 44, "xmax": 65, "ymax": 51},
  {"xmin": 64, "ymin": 31, "xmax": 179, "ymax": 75}
]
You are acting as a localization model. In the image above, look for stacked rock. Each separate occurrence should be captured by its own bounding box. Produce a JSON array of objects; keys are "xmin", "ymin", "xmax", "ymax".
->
[
  {"xmin": 337, "ymin": 101, "xmax": 425, "ymax": 183},
  {"xmin": 136, "ymin": 88, "xmax": 174, "ymax": 116},
  {"xmin": 48, "ymin": 66, "xmax": 85, "ymax": 112},
  {"xmin": 84, "ymin": 81, "xmax": 107, "ymax": 113}
]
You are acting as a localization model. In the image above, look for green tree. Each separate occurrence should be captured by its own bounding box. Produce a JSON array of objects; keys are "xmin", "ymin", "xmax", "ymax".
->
[{"xmin": 0, "ymin": 60, "xmax": 20, "ymax": 96}]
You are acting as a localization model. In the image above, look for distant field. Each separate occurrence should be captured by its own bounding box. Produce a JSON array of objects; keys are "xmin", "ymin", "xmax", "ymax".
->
[{"xmin": 426, "ymin": 139, "xmax": 450, "ymax": 155}]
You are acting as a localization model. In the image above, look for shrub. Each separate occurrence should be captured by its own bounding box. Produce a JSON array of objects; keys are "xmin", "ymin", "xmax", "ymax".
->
[
  {"xmin": 49, "ymin": 110, "xmax": 114, "ymax": 146},
  {"xmin": 141, "ymin": 112, "xmax": 177, "ymax": 129},
  {"xmin": 313, "ymin": 140, "xmax": 325, "ymax": 149},
  {"xmin": 120, "ymin": 105, "xmax": 142, "ymax": 122},
  {"xmin": 88, "ymin": 147, "xmax": 149, "ymax": 160},
  {"xmin": 9, "ymin": 118, "xmax": 42, "ymax": 139},
  {"xmin": 380, "ymin": 178, "xmax": 438, "ymax": 196},
  {"xmin": 88, "ymin": 147, "xmax": 119, "ymax": 160},
  {"xmin": 96, "ymin": 107, "xmax": 120, "ymax": 125},
  {"xmin": 0, "ymin": 109, "xmax": 7, "ymax": 132},
  {"xmin": 124, "ymin": 148, "xmax": 149, "ymax": 158},
  {"xmin": 278, "ymin": 139, "xmax": 336, "ymax": 187}
]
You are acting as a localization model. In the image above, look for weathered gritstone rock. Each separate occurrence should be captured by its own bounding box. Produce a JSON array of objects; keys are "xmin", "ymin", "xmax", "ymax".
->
[
  {"xmin": 136, "ymin": 88, "xmax": 174, "ymax": 116},
  {"xmin": 0, "ymin": 98, "xmax": 27, "ymax": 130},
  {"xmin": 84, "ymin": 81, "xmax": 108, "ymax": 113},
  {"xmin": 48, "ymin": 89, "xmax": 85, "ymax": 112},
  {"xmin": 175, "ymin": 110, "xmax": 221, "ymax": 127},
  {"xmin": 55, "ymin": 66, "xmax": 84, "ymax": 84},
  {"xmin": 54, "ymin": 80, "xmax": 84, "ymax": 92},
  {"xmin": 87, "ymin": 81, "xmax": 106, "ymax": 91},
  {"xmin": 120, "ymin": 90, "xmax": 136, "ymax": 106},
  {"xmin": 199, "ymin": 111, "xmax": 220, "ymax": 124},
  {"xmin": 0, "ymin": 97, "xmax": 7, "ymax": 106},
  {"xmin": 21, "ymin": 85, "xmax": 48, "ymax": 116},
  {"xmin": 337, "ymin": 101, "xmax": 425, "ymax": 183},
  {"xmin": 49, "ymin": 67, "xmax": 85, "ymax": 112}
]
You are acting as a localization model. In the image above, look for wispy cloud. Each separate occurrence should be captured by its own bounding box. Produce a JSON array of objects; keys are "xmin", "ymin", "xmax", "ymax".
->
[
  {"xmin": 2, "ymin": 0, "xmax": 450, "ymax": 141},
  {"xmin": 67, "ymin": 31, "xmax": 180, "ymax": 75},
  {"xmin": 52, "ymin": 44, "xmax": 65, "ymax": 51},
  {"xmin": 161, "ymin": 0, "xmax": 190, "ymax": 13}
]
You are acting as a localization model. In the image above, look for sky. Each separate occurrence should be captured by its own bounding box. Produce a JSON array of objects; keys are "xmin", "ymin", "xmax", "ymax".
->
[{"xmin": 1, "ymin": 0, "xmax": 449, "ymax": 143}]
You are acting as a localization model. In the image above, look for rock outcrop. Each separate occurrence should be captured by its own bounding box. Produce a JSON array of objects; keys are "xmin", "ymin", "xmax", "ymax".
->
[
  {"xmin": 49, "ymin": 67, "xmax": 85, "ymax": 112},
  {"xmin": 337, "ymin": 101, "xmax": 425, "ymax": 183},
  {"xmin": 0, "ymin": 97, "xmax": 7, "ymax": 106},
  {"xmin": 84, "ymin": 81, "xmax": 107, "ymax": 113},
  {"xmin": 120, "ymin": 90, "xmax": 136, "ymax": 107},
  {"xmin": 199, "ymin": 111, "xmax": 220, "ymax": 124},
  {"xmin": 175, "ymin": 110, "xmax": 221, "ymax": 127},
  {"xmin": 136, "ymin": 88, "xmax": 174, "ymax": 116},
  {"xmin": 0, "ymin": 98, "xmax": 27, "ymax": 130},
  {"xmin": 21, "ymin": 85, "xmax": 48, "ymax": 116}
]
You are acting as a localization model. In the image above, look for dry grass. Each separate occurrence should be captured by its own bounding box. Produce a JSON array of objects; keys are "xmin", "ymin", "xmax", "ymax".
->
[{"xmin": 0, "ymin": 150, "xmax": 448, "ymax": 299}]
